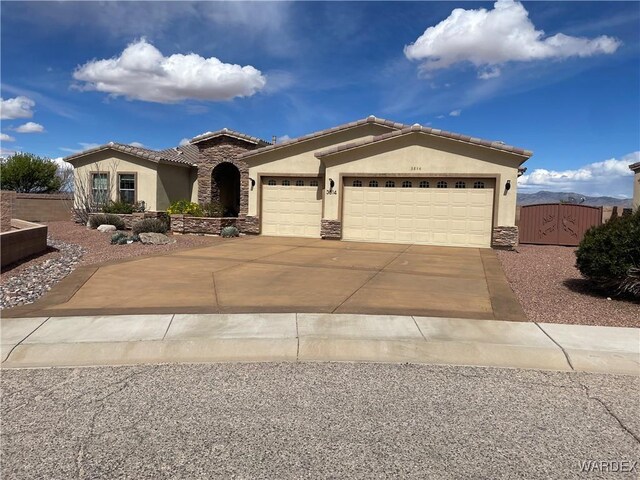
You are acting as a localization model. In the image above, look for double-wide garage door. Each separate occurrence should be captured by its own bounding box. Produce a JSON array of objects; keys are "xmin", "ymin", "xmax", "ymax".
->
[
  {"xmin": 261, "ymin": 177, "xmax": 322, "ymax": 237},
  {"xmin": 342, "ymin": 178, "xmax": 495, "ymax": 247}
]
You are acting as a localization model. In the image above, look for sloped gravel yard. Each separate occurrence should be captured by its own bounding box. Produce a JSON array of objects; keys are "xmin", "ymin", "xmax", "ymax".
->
[
  {"xmin": 497, "ymin": 245, "xmax": 639, "ymax": 328},
  {"xmin": 1, "ymin": 221, "xmax": 222, "ymax": 309}
]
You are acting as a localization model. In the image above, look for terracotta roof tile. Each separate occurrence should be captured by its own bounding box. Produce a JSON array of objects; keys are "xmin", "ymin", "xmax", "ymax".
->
[
  {"xmin": 63, "ymin": 142, "xmax": 194, "ymax": 167},
  {"xmin": 314, "ymin": 125, "xmax": 533, "ymax": 159},
  {"xmin": 190, "ymin": 128, "xmax": 270, "ymax": 146}
]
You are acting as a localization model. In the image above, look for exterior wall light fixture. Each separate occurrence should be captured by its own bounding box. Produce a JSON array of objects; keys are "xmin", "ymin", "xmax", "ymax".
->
[{"xmin": 327, "ymin": 178, "xmax": 336, "ymax": 195}]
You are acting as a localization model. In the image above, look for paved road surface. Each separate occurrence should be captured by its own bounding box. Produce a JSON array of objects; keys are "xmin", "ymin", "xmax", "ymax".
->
[{"xmin": 2, "ymin": 363, "xmax": 638, "ymax": 479}]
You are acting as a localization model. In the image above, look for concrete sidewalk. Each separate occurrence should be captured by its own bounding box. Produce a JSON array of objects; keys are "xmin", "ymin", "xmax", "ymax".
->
[{"xmin": 1, "ymin": 314, "xmax": 638, "ymax": 374}]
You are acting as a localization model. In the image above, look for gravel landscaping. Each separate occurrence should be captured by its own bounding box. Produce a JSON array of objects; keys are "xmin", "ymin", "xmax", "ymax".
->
[
  {"xmin": 497, "ymin": 245, "xmax": 639, "ymax": 328},
  {"xmin": 1, "ymin": 221, "xmax": 222, "ymax": 309}
]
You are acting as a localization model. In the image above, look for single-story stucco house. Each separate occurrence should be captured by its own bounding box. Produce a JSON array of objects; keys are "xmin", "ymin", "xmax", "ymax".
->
[
  {"xmin": 630, "ymin": 161, "xmax": 640, "ymax": 212},
  {"xmin": 64, "ymin": 116, "xmax": 532, "ymax": 248}
]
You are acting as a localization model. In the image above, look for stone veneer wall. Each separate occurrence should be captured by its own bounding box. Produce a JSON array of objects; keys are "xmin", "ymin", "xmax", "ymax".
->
[
  {"xmin": 195, "ymin": 137, "xmax": 257, "ymax": 216},
  {"xmin": 492, "ymin": 226, "xmax": 518, "ymax": 249},
  {"xmin": 1, "ymin": 190, "xmax": 16, "ymax": 232},
  {"xmin": 321, "ymin": 219, "xmax": 342, "ymax": 240},
  {"xmin": 243, "ymin": 216, "xmax": 260, "ymax": 234},
  {"xmin": 170, "ymin": 214, "xmax": 243, "ymax": 235},
  {"xmin": 88, "ymin": 211, "xmax": 169, "ymax": 230}
]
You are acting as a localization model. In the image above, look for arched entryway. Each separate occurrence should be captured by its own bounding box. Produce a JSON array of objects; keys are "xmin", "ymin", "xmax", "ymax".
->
[{"xmin": 211, "ymin": 162, "xmax": 241, "ymax": 217}]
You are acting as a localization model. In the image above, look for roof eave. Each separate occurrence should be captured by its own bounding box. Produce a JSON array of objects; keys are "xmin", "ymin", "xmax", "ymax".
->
[{"xmin": 629, "ymin": 162, "xmax": 640, "ymax": 172}]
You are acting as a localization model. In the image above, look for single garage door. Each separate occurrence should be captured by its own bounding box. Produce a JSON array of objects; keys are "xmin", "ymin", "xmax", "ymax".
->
[
  {"xmin": 261, "ymin": 177, "xmax": 323, "ymax": 237},
  {"xmin": 342, "ymin": 178, "xmax": 494, "ymax": 247}
]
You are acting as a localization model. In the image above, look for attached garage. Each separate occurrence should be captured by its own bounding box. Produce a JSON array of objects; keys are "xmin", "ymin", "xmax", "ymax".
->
[
  {"xmin": 261, "ymin": 177, "xmax": 323, "ymax": 237},
  {"xmin": 342, "ymin": 177, "xmax": 495, "ymax": 247}
]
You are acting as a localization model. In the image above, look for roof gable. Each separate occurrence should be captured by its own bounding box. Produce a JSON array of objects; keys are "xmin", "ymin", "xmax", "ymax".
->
[
  {"xmin": 63, "ymin": 142, "xmax": 195, "ymax": 167},
  {"xmin": 237, "ymin": 115, "xmax": 407, "ymax": 160},
  {"xmin": 190, "ymin": 128, "xmax": 271, "ymax": 146},
  {"xmin": 314, "ymin": 124, "xmax": 533, "ymax": 160}
]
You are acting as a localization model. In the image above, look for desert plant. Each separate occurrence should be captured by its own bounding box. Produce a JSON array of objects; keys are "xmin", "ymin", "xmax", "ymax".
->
[
  {"xmin": 132, "ymin": 218, "xmax": 168, "ymax": 235},
  {"xmin": 575, "ymin": 210, "xmax": 640, "ymax": 298},
  {"xmin": 89, "ymin": 213, "xmax": 126, "ymax": 230},
  {"xmin": 110, "ymin": 232, "xmax": 127, "ymax": 245},
  {"xmin": 167, "ymin": 200, "xmax": 203, "ymax": 216},
  {"xmin": 103, "ymin": 200, "xmax": 135, "ymax": 214},
  {"xmin": 203, "ymin": 201, "xmax": 224, "ymax": 217},
  {"xmin": 221, "ymin": 225, "xmax": 239, "ymax": 238}
]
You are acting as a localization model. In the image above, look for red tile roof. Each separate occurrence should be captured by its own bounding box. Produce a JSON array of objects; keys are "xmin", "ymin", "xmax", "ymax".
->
[{"xmin": 63, "ymin": 142, "xmax": 194, "ymax": 167}]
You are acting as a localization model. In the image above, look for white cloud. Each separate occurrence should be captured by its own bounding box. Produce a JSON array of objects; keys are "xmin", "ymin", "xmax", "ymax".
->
[
  {"xmin": 518, "ymin": 152, "xmax": 638, "ymax": 197},
  {"xmin": 15, "ymin": 122, "xmax": 45, "ymax": 133},
  {"xmin": 179, "ymin": 138, "xmax": 191, "ymax": 146},
  {"xmin": 59, "ymin": 142, "xmax": 102, "ymax": 154},
  {"xmin": 404, "ymin": 0, "xmax": 621, "ymax": 77},
  {"xmin": 0, "ymin": 133, "xmax": 16, "ymax": 142},
  {"xmin": 129, "ymin": 142, "xmax": 145, "ymax": 148},
  {"xmin": 0, "ymin": 147, "xmax": 16, "ymax": 157},
  {"xmin": 449, "ymin": 109, "xmax": 461, "ymax": 117},
  {"xmin": 73, "ymin": 38, "xmax": 267, "ymax": 103},
  {"xmin": 0, "ymin": 96, "xmax": 35, "ymax": 120},
  {"xmin": 277, "ymin": 135, "xmax": 291, "ymax": 144}
]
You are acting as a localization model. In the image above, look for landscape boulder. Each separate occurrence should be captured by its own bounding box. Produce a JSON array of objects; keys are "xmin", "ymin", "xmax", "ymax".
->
[
  {"xmin": 139, "ymin": 232, "xmax": 174, "ymax": 245},
  {"xmin": 97, "ymin": 224, "xmax": 117, "ymax": 233}
]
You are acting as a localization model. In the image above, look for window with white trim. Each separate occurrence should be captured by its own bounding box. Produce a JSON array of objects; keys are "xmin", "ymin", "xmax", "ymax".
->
[
  {"xmin": 436, "ymin": 180, "xmax": 447, "ymax": 188},
  {"xmin": 309, "ymin": 180, "xmax": 319, "ymax": 187},
  {"xmin": 295, "ymin": 179, "xmax": 304, "ymax": 186},
  {"xmin": 282, "ymin": 180, "xmax": 290, "ymax": 186},
  {"xmin": 455, "ymin": 181, "xmax": 466, "ymax": 189},
  {"xmin": 369, "ymin": 180, "xmax": 378, "ymax": 187},
  {"xmin": 473, "ymin": 181, "xmax": 485, "ymax": 189},
  {"xmin": 118, "ymin": 173, "xmax": 136, "ymax": 204},
  {"xmin": 419, "ymin": 180, "xmax": 429, "ymax": 188},
  {"xmin": 267, "ymin": 179, "xmax": 276, "ymax": 186},
  {"xmin": 385, "ymin": 180, "xmax": 395, "ymax": 188},
  {"xmin": 352, "ymin": 180, "xmax": 362, "ymax": 187},
  {"xmin": 402, "ymin": 181, "xmax": 412, "ymax": 188}
]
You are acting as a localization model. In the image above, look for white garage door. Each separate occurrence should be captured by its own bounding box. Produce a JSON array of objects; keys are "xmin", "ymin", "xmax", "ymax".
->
[
  {"xmin": 261, "ymin": 177, "xmax": 323, "ymax": 238},
  {"xmin": 342, "ymin": 178, "xmax": 494, "ymax": 247}
]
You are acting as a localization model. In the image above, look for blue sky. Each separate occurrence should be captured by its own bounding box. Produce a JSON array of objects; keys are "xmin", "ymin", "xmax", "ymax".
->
[{"xmin": 1, "ymin": 1, "xmax": 639, "ymax": 197}]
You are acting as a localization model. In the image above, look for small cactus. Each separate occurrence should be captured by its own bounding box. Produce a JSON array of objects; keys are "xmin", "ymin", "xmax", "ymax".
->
[{"xmin": 221, "ymin": 225, "xmax": 239, "ymax": 238}]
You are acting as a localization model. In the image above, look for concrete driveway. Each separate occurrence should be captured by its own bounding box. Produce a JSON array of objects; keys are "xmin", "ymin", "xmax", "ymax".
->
[{"xmin": 4, "ymin": 236, "xmax": 526, "ymax": 321}]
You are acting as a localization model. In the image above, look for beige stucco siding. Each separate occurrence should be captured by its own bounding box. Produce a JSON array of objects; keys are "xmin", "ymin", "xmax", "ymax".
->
[
  {"xmin": 320, "ymin": 134, "xmax": 525, "ymax": 227},
  {"xmin": 156, "ymin": 163, "xmax": 193, "ymax": 211},
  {"xmin": 70, "ymin": 152, "xmax": 160, "ymax": 210},
  {"xmin": 633, "ymin": 169, "xmax": 640, "ymax": 212},
  {"xmin": 246, "ymin": 124, "xmax": 395, "ymax": 216}
]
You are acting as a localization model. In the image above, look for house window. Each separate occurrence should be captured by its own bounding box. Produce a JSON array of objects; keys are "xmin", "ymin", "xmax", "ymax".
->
[
  {"xmin": 436, "ymin": 180, "xmax": 447, "ymax": 188},
  {"xmin": 309, "ymin": 180, "xmax": 319, "ymax": 187},
  {"xmin": 295, "ymin": 179, "xmax": 304, "ymax": 186},
  {"xmin": 385, "ymin": 180, "xmax": 395, "ymax": 188},
  {"xmin": 352, "ymin": 180, "xmax": 362, "ymax": 187},
  {"xmin": 369, "ymin": 180, "xmax": 378, "ymax": 187},
  {"xmin": 474, "ymin": 181, "xmax": 485, "ymax": 189},
  {"xmin": 92, "ymin": 173, "xmax": 109, "ymax": 206},
  {"xmin": 419, "ymin": 180, "xmax": 429, "ymax": 188},
  {"xmin": 455, "ymin": 181, "xmax": 466, "ymax": 189},
  {"xmin": 402, "ymin": 181, "xmax": 412, "ymax": 188},
  {"xmin": 282, "ymin": 180, "xmax": 290, "ymax": 186},
  {"xmin": 118, "ymin": 173, "xmax": 136, "ymax": 204},
  {"xmin": 267, "ymin": 179, "xmax": 276, "ymax": 186}
]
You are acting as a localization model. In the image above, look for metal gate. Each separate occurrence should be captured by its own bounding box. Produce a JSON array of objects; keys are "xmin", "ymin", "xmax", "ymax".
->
[{"xmin": 518, "ymin": 204, "xmax": 602, "ymax": 246}]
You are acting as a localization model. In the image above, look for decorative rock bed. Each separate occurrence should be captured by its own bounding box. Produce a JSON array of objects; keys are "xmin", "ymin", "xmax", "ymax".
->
[{"xmin": 0, "ymin": 238, "xmax": 85, "ymax": 309}]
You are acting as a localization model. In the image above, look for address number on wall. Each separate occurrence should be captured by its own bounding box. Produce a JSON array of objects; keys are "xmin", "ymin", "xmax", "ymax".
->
[{"xmin": 410, "ymin": 166, "xmax": 422, "ymax": 171}]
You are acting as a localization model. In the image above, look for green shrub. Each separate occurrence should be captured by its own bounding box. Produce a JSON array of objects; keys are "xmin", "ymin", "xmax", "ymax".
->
[
  {"xmin": 103, "ymin": 201, "xmax": 135, "ymax": 214},
  {"xmin": 221, "ymin": 225, "xmax": 239, "ymax": 238},
  {"xmin": 110, "ymin": 232, "xmax": 128, "ymax": 245},
  {"xmin": 203, "ymin": 201, "xmax": 224, "ymax": 217},
  {"xmin": 167, "ymin": 200, "xmax": 203, "ymax": 216},
  {"xmin": 132, "ymin": 218, "xmax": 168, "ymax": 235},
  {"xmin": 576, "ymin": 211, "xmax": 640, "ymax": 297},
  {"xmin": 89, "ymin": 213, "xmax": 125, "ymax": 230}
]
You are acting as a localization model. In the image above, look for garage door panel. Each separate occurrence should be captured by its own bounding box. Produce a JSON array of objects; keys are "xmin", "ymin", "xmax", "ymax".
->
[
  {"xmin": 262, "ymin": 178, "xmax": 322, "ymax": 238},
  {"xmin": 343, "ymin": 179, "xmax": 494, "ymax": 247}
]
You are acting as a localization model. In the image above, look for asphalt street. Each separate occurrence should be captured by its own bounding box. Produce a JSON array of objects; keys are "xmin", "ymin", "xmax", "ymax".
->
[{"xmin": 1, "ymin": 363, "xmax": 638, "ymax": 479}]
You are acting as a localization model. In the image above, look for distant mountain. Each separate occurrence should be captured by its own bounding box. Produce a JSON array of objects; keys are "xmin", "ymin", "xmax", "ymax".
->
[{"xmin": 517, "ymin": 190, "xmax": 632, "ymax": 207}]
